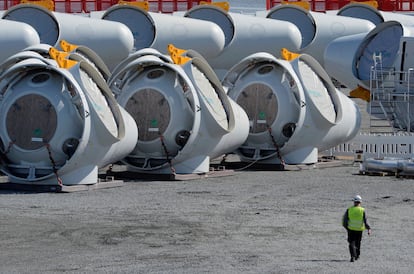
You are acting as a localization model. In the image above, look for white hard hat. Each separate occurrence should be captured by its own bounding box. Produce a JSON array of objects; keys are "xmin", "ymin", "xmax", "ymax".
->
[{"xmin": 353, "ymin": 195, "xmax": 362, "ymax": 202}]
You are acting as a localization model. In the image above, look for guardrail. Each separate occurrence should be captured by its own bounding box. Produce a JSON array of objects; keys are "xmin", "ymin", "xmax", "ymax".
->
[
  {"xmin": 0, "ymin": 0, "xmax": 210, "ymax": 13},
  {"xmin": 266, "ymin": 0, "xmax": 414, "ymax": 12}
]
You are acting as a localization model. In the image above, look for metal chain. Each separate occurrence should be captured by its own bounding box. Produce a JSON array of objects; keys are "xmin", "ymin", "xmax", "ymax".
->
[
  {"xmin": 159, "ymin": 134, "xmax": 176, "ymax": 175},
  {"xmin": 0, "ymin": 141, "xmax": 14, "ymax": 165},
  {"xmin": 267, "ymin": 126, "xmax": 285, "ymax": 166},
  {"xmin": 44, "ymin": 143, "xmax": 63, "ymax": 186},
  {"xmin": 2, "ymin": 141, "xmax": 14, "ymax": 155}
]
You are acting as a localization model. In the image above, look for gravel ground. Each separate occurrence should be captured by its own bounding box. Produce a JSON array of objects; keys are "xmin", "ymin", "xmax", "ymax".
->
[{"xmin": 0, "ymin": 161, "xmax": 413, "ymax": 274}]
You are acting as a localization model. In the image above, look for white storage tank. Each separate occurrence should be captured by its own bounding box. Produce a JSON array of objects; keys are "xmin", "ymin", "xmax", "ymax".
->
[{"xmin": 2, "ymin": 4, "xmax": 134, "ymax": 70}]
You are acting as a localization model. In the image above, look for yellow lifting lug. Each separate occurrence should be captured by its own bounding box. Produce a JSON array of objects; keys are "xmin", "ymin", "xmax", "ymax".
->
[
  {"xmin": 200, "ymin": 1, "xmax": 230, "ymax": 12},
  {"xmin": 350, "ymin": 86, "xmax": 371, "ymax": 102},
  {"xmin": 171, "ymin": 52, "xmax": 192, "ymax": 65},
  {"xmin": 167, "ymin": 44, "xmax": 192, "ymax": 65},
  {"xmin": 20, "ymin": 0, "xmax": 55, "ymax": 11},
  {"xmin": 48, "ymin": 47, "xmax": 60, "ymax": 61},
  {"xmin": 60, "ymin": 40, "xmax": 78, "ymax": 53},
  {"xmin": 351, "ymin": 0, "xmax": 378, "ymax": 9},
  {"xmin": 281, "ymin": 1, "xmax": 310, "ymax": 10},
  {"xmin": 49, "ymin": 47, "xmax": 78, "ymax": 69},
  {"xmin": 281, "ymin": 48, "xmax": 300, "ymax": 61},
  {"xmin": 117, "ymin": 0, "xmax": 149, "ymax": 11},
  {"xmin": 167, "ymin": 44, "xmax": 187, "ymax": 57}
]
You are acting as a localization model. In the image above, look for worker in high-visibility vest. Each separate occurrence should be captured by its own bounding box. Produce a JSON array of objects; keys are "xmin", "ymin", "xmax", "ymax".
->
[{"xmin": 342, "ymin": 195, "xmax": 372, "ymax": 262}]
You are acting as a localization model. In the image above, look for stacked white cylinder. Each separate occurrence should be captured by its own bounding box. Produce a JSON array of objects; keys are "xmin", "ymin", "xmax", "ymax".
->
[
  {"xmin": 337, "ymin": 3, "xmax": 414, "ymax": 26},
  {"xmin": 184, "ymin": 5, "xmax": 302, "ymax": 79},
  {"xmin": 222, "ymin": 52, "xmax": 360, "ymax": 164},
  {"xmin": 324, "ymin": 32, "xmax": 367, "ymax": 90},
  {"xmin": 0, "ymin": 19, "xmax": 40, "ymax": 64},
  {"xmin": 0, "ymin": 46, "xmax": 138, "ymax": 185},
  {"xmin": 2, "ymin": 4, "xmax": 134, "ymax": 70},
  {"xmin": 289, "ymin": 54, "xmax": 361, "ymax": 152},
  {"xmin": 265, "ymin": 5, "xmax": 375, "ymax": 67},
  {"xmin": 108, "ymin": 48, "xmax": 249, "ymax": 174},
  {"xmin": 325, "ymin": 21, "xmax": 414, "ymax": 90},
  {"xmin": 224, "ymin": 53, "xmax": 306, "ymax": 163},
  {"xmin": 101, "ymin": 5, "xmax": 225, "ymax": 59}
]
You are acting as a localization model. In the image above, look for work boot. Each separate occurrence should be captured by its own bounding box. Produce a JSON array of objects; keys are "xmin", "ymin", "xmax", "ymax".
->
[
  {"xmin": 355, "ymin": 255, "xmax": 359, "ymax": 260},
  {"xmin": 350, "ymin": 257, "xmax": 355, "ymax": 262}
]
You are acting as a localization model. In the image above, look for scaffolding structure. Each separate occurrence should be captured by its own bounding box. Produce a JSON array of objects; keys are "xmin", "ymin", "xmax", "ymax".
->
[
  {"xmin": 0, "ymin": 0, "xmax": 210, "ymax": 13},
  {"xmin": 369, "ymin": 53, "xmax": 414, "ymax": 133},
  {"xmin": 267, "ymin": 0, "xmax": 414, "ymax": 12}
]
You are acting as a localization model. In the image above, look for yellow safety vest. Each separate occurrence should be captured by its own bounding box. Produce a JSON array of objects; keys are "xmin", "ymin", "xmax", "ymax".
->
[{"xmin": 347, "ymin": 206, "xmax": 365, "ymax": 231}]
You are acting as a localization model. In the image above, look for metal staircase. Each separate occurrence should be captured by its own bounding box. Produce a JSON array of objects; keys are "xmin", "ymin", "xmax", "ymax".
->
[{"xmin": 369, "ymin": 53, "xmax": 413, "ymax": 133}]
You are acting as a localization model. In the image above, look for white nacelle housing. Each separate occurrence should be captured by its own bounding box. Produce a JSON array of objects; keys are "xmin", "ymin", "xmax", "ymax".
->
[
  {"xmin": 0, "ymin": 46, "xmax": 138, "ymax": 185},
  {"xmin": 324, "ymin": 32, "xmax": 367, "ymax": 90},
  {"xmin": 325, "ymin": 21, "xmax": 414, "ymax": 90},
  {"xmin": 2, "ymin": 4, "xmax": 134, "ymax": 70},
  {"xmin": 184, "ymin": 5, "xmax": 302, "ymax": 79},
  {"xmin": 0, "ymin": 19, "xmax": 40, "ymax": 64},
  {"xmin": 222, "ymin": 52, "xmax": 361, "ymax": 164},
  {"xmin": 266, "ymin": 5, "xmax": 375, "ymax": 67},
  {"xmin": 337, "ymin": 3, "xmax": 414, "ymax": 26},
  {"xmin": 108, "ymin": 48, "xmax": 249, "ymax": 174},
  {"xmin": 101, "ymin": 5, "xmax": 226, "ymax": 59}
]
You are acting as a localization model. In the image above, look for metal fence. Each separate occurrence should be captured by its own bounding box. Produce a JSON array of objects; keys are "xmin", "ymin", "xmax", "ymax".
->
[
  {"xmin": 0, "ymin": 0, "xmax": 210, "ymax": 13},
  {"xmin": 266, "ymin": 0, "xmax": 414, "ymax": 12}
]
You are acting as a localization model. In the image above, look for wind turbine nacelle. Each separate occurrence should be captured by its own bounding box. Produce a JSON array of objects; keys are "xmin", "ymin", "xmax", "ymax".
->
[
  {"xmin": 355, "ymin": 21, "xmax": 414, "ymax": 90},
  {"xmin": 108, "ymin": 48, "xmax": 249, "ymax": 174},
  {"xmin": 100, "ymin": 5, "xmax": 225, "ymax": 59},
  {"xmin": 0, "ymin": 19, "xmax": 40, "ymax": 64},
  {"xmin": 327, "ymin": 21, "xmax": 414, "ymax": 90},
  {"xmin": 222, "ymin": 52, "xmax": 360, "ymax": 164},
  {"xmin": 324, "ymin": 32, "xmax": 367, "ymax": 90},
  {"xmin": 2, "ymin": 4, "xmax": 134, "ymax": 70},
  {"xmin": 289, "ymin": 55, "xmax": 361, "ymax": 152},
  {"xmin": 265, "ymin": 5, "xmax": 375, "ymax": 67},
  {"xmin": 0, "ymin": 47, "xmax": 138, "ymax": 185},
  {"xmin": 183, "ymin": 5, "xmax": 302, "ymax": 79},
  {"xmin": 338, "ymin": 3, "xmax": 414, "ymax": 26}
]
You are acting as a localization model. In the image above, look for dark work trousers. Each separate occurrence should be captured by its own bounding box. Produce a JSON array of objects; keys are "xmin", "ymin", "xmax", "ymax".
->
[{"xmin": 347, "ymin": 229, "xmax": 363, "ymax": 259}]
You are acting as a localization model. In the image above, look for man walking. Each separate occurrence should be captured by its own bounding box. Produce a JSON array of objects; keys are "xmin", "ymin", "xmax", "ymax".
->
[{"xmin": 343, "ymin": 195, "xmax": 372, "ymax": 262}]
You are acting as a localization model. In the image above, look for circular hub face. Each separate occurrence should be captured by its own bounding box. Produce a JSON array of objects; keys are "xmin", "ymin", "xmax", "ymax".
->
[
  {"xmin": 236, "ymin": 83, "xmax": 277, "ymax": 134},
  {"xmin": 125, "ymin": 88, "xmax": 170, "ymax": 142},
  {"xmin": 6, "ymin": 94, "xmax": 57, "ymax": 150}
]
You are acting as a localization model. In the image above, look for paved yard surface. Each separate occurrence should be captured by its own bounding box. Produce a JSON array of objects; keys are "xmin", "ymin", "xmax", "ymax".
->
[{"xmin": 0, "ymin": 161, "xmax": 413, "ymax": 273}]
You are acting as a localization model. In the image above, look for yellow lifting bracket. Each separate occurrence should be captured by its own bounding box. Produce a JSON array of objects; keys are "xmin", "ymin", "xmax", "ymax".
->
[
  {"xmin": 59, "ymin": 40, "xmax": 78, "ymax": 53},
  {"xmin": 281, "ymin": 1, "xmax": 310, "ymax": 10},
  {"xmin": 350, "ymin": 86, "xmax": 371, "ymax": 102},
  {"xmin": 350, "ymin": 0, "xmax": 378, "ymax": 9},
  {"xmin": 117, "ymin": 0, "xmax": 149, "ymax": 11},
  {"xmin": 200, "ymin": 1, "xmax": 229, "ymax": 12},
  {"xmin": 20, "ymin": 0, "xmax": 54, "ymax": 11},
  {"xmin": 167, "ymin": 44, "xmax": 192, "ymax": 65},
  {"xmin": 49, "ymin": 47, "xmax": 78, "ymax": 69},
  {"xmin": 281, "ymin": 48, "xmax": 300, "ymax": 61}
]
